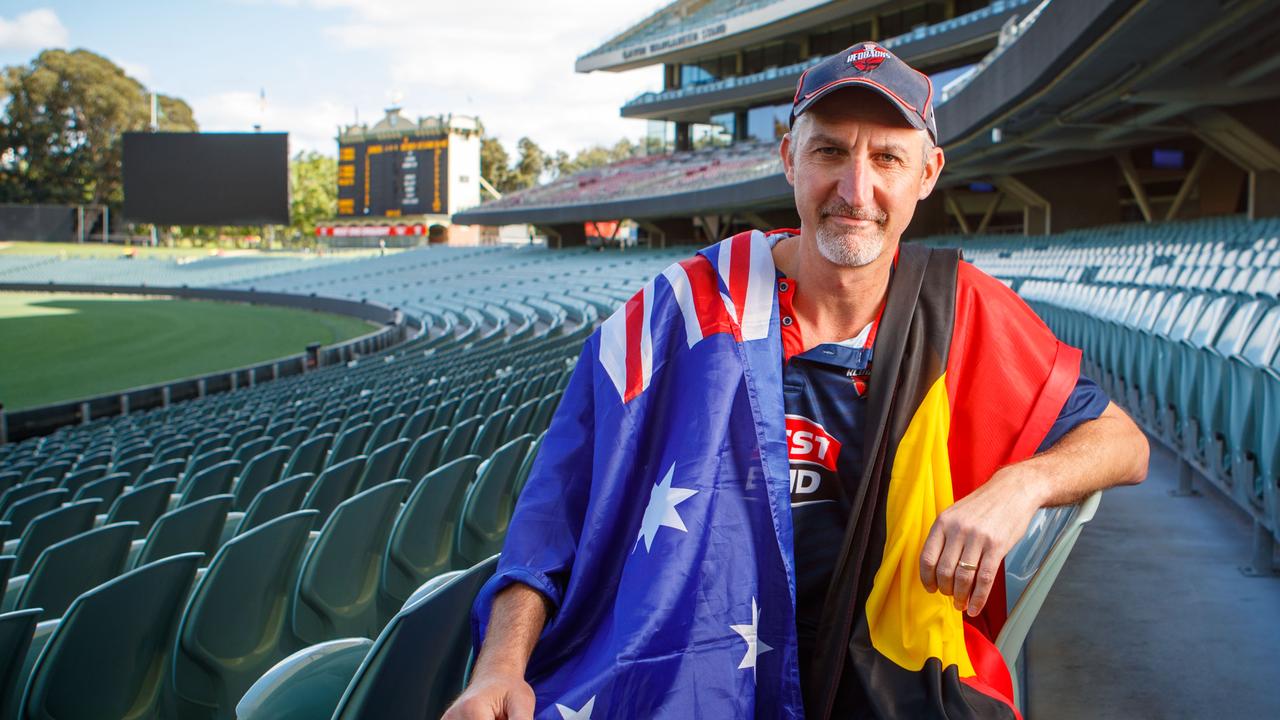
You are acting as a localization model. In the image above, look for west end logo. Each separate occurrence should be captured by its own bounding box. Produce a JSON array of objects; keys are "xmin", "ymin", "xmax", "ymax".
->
[{"xmin": 847, "ymin": 44, "xmax": 889, "ymax": 72}]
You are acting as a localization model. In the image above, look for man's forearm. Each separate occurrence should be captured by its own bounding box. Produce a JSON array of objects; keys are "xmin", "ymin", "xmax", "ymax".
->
[
  {"xmin": 472, "ymin": 583, "xmax": 550, "ymax": 679},
  {"xmin": 1012, "ymin": 401, "xmax": 1149, "ymax": 508}
]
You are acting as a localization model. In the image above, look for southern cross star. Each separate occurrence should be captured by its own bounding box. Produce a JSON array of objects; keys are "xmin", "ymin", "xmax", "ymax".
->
[
  {"xmin": 730, "ymin": 597, "xmax": 772, "ymax": 680},
  {"xmin": 556, "ymin": 695, "xmax": 596, "ymax": 720},
  {"xmin": 635, "ymin": 462, "xmax": 698, "ymax": 553}
]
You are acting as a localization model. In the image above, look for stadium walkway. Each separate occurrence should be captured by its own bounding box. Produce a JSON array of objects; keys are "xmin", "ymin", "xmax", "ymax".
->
[{"xmin": 1027, "ymin": 438, "xmax": 1280, "ymax": 719}]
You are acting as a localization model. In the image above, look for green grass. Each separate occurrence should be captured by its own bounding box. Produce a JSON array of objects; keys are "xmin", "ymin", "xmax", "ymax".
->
[{"xmin": 0, "ymin": 292, "xmax": 377, "ymax": 411}]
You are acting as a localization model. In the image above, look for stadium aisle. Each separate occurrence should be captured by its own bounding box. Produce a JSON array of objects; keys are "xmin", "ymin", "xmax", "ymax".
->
[{"xmin": 1027, "ymin": 439, "xmax": 1280, "ymax": 719}]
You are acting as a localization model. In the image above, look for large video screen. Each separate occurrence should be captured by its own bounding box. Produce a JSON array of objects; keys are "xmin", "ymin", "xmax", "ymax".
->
[
  {"xmin": 123, "ymin": 132, "xmax": 289, "ymax": 225},
  {"xmin": 337, "ymin": 137, "xmax": 448, "ymax": 217}
]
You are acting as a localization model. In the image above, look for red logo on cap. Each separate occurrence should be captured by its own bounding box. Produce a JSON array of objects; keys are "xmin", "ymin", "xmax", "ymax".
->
[{"xmin": 847, "ymin": 43, "xmax": 889, "ymax": 73}]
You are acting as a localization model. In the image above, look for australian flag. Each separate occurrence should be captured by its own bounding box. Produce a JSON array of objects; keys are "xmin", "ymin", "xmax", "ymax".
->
[{"xmin": 472, "ymin": 230, "xmax": 806, "ymax": 719}]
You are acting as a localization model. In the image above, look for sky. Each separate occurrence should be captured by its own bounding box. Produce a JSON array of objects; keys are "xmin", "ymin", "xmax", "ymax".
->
[{"xmin": 0, "ymin": 1, "xmax": 667, "ymax": 158}]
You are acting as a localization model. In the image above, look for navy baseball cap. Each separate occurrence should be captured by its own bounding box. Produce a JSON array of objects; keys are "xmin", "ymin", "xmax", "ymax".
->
[{"xmin": 790, "ymin": 41, "xmax": 937, "ymax": 144}]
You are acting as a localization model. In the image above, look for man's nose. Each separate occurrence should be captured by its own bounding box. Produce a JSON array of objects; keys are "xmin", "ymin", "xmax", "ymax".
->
[{"xmin": 836, "ymin": 157, "xmax": 876, "ymax": 208}]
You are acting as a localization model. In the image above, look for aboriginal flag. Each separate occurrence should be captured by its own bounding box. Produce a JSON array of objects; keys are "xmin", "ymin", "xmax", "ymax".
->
[{"xmin": 804, "ymin": 246, "xmax": 1081, "ymax": 718}]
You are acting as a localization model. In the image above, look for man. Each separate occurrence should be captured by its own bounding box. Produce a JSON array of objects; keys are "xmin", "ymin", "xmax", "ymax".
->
[{"xmin": 446, "ymin": 43, "xmax": 1148, "ymax": 720}]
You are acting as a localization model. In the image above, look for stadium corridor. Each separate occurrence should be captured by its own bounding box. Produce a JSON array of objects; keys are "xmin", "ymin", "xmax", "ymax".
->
[{"xmin": 1027, "ymin": 438, "xmax": 1280, "ymax": 719}]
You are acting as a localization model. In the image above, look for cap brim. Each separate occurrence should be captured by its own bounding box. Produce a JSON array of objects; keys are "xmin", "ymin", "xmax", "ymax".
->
[{"xmin": 790, "ymin": 78, "xmax": 928, "ymax": 134}]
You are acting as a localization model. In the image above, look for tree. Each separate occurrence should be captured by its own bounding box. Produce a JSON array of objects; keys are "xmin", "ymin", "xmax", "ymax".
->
[
  {"xmin": 288, "ymin": 151, "xmax": 336, "ymax": 242},
  {"xmin": 512, "ymin": 136, "xmax": 549, "ymax": 191},
  {"xmin": 551, "ymin": 137, "xmax": 640, "ymax": 179},
  {"xmin": 0, "ymin": 48, "xmax": 197, "ymax": 208},
  {"xmin": 480, "ymin": 136, "xmax": 513, "ymax": 194}
]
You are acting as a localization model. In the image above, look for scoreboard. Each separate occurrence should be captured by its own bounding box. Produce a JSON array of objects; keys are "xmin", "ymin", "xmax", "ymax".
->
[{"xmin": 337, "ymin": 135, "xmax": 449, "ymax": 217}]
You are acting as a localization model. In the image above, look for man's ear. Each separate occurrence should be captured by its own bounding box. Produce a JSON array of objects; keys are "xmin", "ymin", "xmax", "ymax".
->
[
  {"xmin": 918, "ymin": 144, "xmax": 945, "ymax": 200},
  {"xmin": 780, "ymin": 133, "xmax": 796, "ymax": 186}
]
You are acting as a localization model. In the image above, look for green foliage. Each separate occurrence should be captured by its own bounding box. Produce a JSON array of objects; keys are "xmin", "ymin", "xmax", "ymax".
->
[
  {"xmin": 480, "ymin": 136, "xmax": 513, "ymax": 195},
  {"xmin": 478, "ymin": 129, "xmax": 641, "ymax": 196},
  {"xmin": 289, "ymin": 150, "xmax": 337, "ymax": 240},
  {"xmin": 552, "ymin": 138, "xmax": 639, "ymax": 178},
  {"xmin": 0, "ymin": 48, "xmax": 198, "ymax": 207}
]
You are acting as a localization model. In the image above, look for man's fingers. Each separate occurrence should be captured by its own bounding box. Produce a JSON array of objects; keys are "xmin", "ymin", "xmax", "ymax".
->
[
  {"xmin": 934, "ymin": 532, "xmax": 964, "ymax": 597},
  {"xmin": 919, "ymin": 523, "xmax": 946, "ymax": 593},
  {"xmin": 966, "ymin": 562, "xmax": 999, "ymax": 617},
  {"xmin": 951, "ymin": 549, "xmax": 982, "ymax": 609}
]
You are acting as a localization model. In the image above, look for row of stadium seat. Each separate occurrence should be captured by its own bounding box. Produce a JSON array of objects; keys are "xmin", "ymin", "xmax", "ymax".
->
[{"xmin": 935, "ymin": 215, "xmax": 1280, "ymax": 553}]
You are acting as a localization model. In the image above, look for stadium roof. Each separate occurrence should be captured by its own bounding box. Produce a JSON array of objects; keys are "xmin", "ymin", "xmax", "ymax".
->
[{"xmin": 459, "ymin": 0, "xmax": 1280, "ymax": 227}]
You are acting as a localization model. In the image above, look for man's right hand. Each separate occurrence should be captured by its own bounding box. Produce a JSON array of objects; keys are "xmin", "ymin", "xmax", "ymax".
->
[{"xmin": 442, "ymin": 672, "xmax": 537, "ymax": 720}]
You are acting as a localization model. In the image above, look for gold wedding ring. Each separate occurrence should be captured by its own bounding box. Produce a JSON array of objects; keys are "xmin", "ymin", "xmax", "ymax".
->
[{"xmin": 957, "ymin": 561, "xmax": 979, "ymax": 571}]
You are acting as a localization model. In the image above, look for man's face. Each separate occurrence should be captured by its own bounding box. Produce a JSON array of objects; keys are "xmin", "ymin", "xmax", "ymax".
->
[{"xmin": 781, "ymin": 89, "xmax": 944, "ymax": 267}]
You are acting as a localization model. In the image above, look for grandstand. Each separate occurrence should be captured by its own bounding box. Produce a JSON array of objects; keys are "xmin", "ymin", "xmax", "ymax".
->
[{"xmin": 1, "ymin": 0, "xmax": 1279, "ymax": 718}]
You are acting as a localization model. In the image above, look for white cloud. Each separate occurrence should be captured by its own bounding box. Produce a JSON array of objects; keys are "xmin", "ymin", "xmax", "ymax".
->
[
  {"xmin": 280, "ymin": 0, "xmax": 664, "ymax": 156},
  {"xmin": 0, "ymin": 8, "xmax": 69, "ymax": 52}
]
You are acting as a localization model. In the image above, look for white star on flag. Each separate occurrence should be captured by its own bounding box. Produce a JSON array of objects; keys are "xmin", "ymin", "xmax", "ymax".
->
[
  {"xmin": 635, "ymin": 462, "xmax": 698, "ymax": 553},
  {"xmin": 556, "ymin": 695, "xmax": 596, "ymax": 719},
  {"xmin": 730, "ymin": 597, "xmax": 772, "ymax": 680}
]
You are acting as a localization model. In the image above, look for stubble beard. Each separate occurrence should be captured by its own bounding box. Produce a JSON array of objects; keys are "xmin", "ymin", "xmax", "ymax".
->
[{"xmin": 814, "ymin": 201, "xmax": 888, "ymax": 268}]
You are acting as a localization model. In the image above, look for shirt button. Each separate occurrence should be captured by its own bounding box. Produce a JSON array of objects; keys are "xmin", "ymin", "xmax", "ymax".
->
[
  {"xmin": 781, "ymin": 316, "xmax": 794, "ymax": 327},
  {"xmin": 778, "ymin": 280, "xmax": 790, "ymax": 292}
]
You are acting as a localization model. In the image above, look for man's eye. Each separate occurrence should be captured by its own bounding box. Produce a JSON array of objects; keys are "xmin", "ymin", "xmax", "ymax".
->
[
  {"xmin": 876, "ymin": 153, "xmax": 901, "ymax": 164},
  {"xmin": 815, "ymin": 146, "xmax": 840, "ymax": 156}
]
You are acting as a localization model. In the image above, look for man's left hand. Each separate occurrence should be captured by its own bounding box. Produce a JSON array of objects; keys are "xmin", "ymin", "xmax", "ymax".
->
[{"xmin": 918, "ymin": 466, "xmax": 1043, "ymax": 617}]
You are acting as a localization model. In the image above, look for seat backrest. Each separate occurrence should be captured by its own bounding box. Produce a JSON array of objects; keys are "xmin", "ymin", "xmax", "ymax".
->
[
  {"xmin": 234, "ymin": 637, "xmax": 373, "ymax": 720},
  {"xmin": 237, "ymin": 473, "xmax": 315, "ymax": 536},
  {"xmin": 15, "ymin": 522, "xmax": 137, "ymax": 618},
  {"xmin": 355, "ymin": 439, "xmax": 411, "ymax": 495},
  {"xmin": 396, "ymin": 427, "xmax": 447, "ymax": 484},
  {"xmin": 105, "ymin": 479, "xmax": 178, "ymax": 539},
  {"xmin": 1, "ymin": 489, "xmax": 70, "ymax": 539},
  {"xmin": 364, "ymin": 414, "xmax": 407, "ymax": 455},
  {"xmin": 302, "ymin": 455, "xmax": 367, "ymax": 527},
  {"xmin": 232, "ymin": 446, "xmax": 292, "ymax": 511},
  {"xmin": 13, "ymin": 499, "xmax": 99, "ymax": 575},
  {"xmin": 454, "ymin": 435, "xmax": 534, "ymax": 567},
  {"xmin": 282, "ymin": 433, "xmax": 334, "ymax": 479},
  {"xmin": 332, "ymin": 555, "xmax": 498, "ymax": 720},
  {"xmin": 380, "ymin": 455, "xmax": 483, "ymax": 608},
  {"xmin": 292, "ymin": 481, "xmax": 410, "ymax": 644},
  {"xmin": 135, "ymin": 494, "xmax": 234, "ymax": 569},
  {"xmin": 437, "ymin": 416, "xmax": 483, "ymax": 466},
  {"xmin": 69, "ymin": 472, "xmax": 129, "ymax": 514},
  {"xmin": 110, "ymin": 453, "xmax": 155, "ymax": 483},
  {"xmin": 183, "ymin": 446, "xmax": 232, "ymax": 487},
  {"xmin": 400, "ymin": 407, "xmax": 434, "ymax": 443},
  {"xmin": 0, "ymin": 481, "xmax": 55, "ymax": 519},
  {"xmin": 135, "ymin": 458, "xmax": 187, "ymax": 488},
  {"xmin": 327, "ymin": 422, "xmax": 373, "ymax": 468},
  {"xmin": 232, "ymin": 436, "xmax": 274, "ymax": 467},
  {"xmin": 173, "ymin": 510, "xmax": 319, "ymax": 719},
  {"xmin": 468, "ymin": 407, "xmax": 512, "ymax": 459},
  {"xmin": 58, "ymin": 464, "xmax": 107, "ymax": 491},
  {"xmin": 178, "ymin": 460, "xmax": 241, "ymax": 507},
  {"xmin": 0, "ymin": 608, "xmax": 41, "ymax": 717},
  {"xmin": 21, "ymin": 553, "xmax": 201, "ymax": 720}
]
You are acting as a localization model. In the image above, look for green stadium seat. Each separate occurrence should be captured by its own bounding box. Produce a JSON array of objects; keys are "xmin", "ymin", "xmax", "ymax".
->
[
  {"xmin": 399, "ymin": 407, "xmax": 433, "ymax": 442},
  {"xmin": 232, "ymin": 446, "xmax": 291, "ymax": 511},
  {"xmin": 282, "ymin": 433, "xmax": 334, "ymax": 479},
  {"xmin": 110, "ymin": 454, "xmax": 154, "ymax": 484},
  {"xmin": 0, "ymin": 482, "xmax": 56, "ymax": 525},
  {"xmin": 189, "ymin": 438, "xmax": 230, "ymax": 466},
  {"xmin": 529, "ymin": 391, "xmax": 563, "ymax": 434},
  {"xmin": 378, "ymin": 455, "xmax": 482, "ymax": 617},
  {"xmin": 354, "ymin": 439, "xmax": 411, "ymax": 495},
  {"xmin": 105, "ymin": 480, "xmax": 177, "ymax": 539},
  {"xmin": 274, "ymin": 427, "xmax": 309, "ymax": 453},
  {"xmin": 292, "ymin": 481, "xmax": 409, "ymax": 644},
  {"xmin": 510, "ymin": 431, "xmax": 545, "ymax": 500},
  {"xmin": 468, "ymin": 407, "xmax": 512, "ymax": 458},
  {"xmin": 133, "ymin": 457, "xmax": 187, "ymax": 488},
  {"xmin": 10, "ymin": 499, "xmax": 98, "ymax": 575},
  {"xmin": 437, "ymin": 415, "xmax": 483, "ymax": 467},
  {"xmin": 0, "ymin": 555, "xmax": 13, "ymax": 599},
  {"xmin": 1, "ymin": 489, "xmax": 70, "ymax": 540},
  {"xmin": 177, "ymin": 459, "xmax": 240, "ymax": 508},
  {"xmin": 155, "ymin": 441, "xmax": 195, "ymax": 465},
  {"xmin": 236, "ymin": 473, "xmax": 315, "ymax": 536},
  {"xmin": 69, "ymin": 471, "xmax": 129, "ymax": 515},
  {"xmin": 132, "ymin": 494, "xmax": 233, "ymax": 569},
  {"xmin": 330, "ymin": 555, "xmax": 498, "ymax": 720},
  {"xmin": 0, "ymin": 608, "xmax": 41, "ymax": 718},
  {"xmin": 4, "ymin": 522, "xmax": 137, "ymax": 617},
  {"xmin": 235, "ymin": 638, "xmax": 374, "ymax": 720},
  {"xmin": 363, "ymin": 414, "xmax": 407, "ymax": 455},
  {"xmin": 327, "ymin": 422, "xmax": 374, "ymax": 468},
  {"xmin": 396, "ymin": 427, "xmax": 447, "ymax": 484},
  {"xmin": 26, "ymin": 461, "xmax": 70, "ymax": 485},
  {"xmin": 0, "ymin": 471, "xmax": 21, "ymax": 495},
  {"xmin": 429, "ymin": 397, "xmax": 460, "ymax": 429},
  {"xmin": 19, "ymin": 553, "xmax": 201, "ymax": 719},
  {"xmin": 454, "ymin": 435, "xmax": 535, "ymax": 567},
  {"xmin": 302, "ymin": 456, "xmax": 366, "ymax": 527},
  {"xmin": 455, "ymin": 394, "xmax": 482, "ymax": 422},
  {"xmin": 502, "ymin": 397, "xmax": 539, "ymax": 441},
  {"xmin": 173, "ymin": 510, "xmax": 318, "ymax": 720},
  {"xmin": 233, "ymin": 436, "xmax": 274, "ymax": 467},
  {"xmin": 57, "ymin": 464, "xmax": 107, "ymax": 491}
]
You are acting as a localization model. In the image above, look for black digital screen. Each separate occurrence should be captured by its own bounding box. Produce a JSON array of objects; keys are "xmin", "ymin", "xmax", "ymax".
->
[
  {"xmin": 123, "ymin": 132, "xmax": 289, "ymax": 225},
  {"xmin": 337, "ymin": 137, "xmax": 448, "ymax": 217}
]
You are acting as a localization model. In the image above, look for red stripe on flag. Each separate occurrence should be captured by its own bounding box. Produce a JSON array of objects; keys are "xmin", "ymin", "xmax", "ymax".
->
[
  {"xmin": 729, "ymin": 234, "xmax": 752, "ymax": 326},
  {"xmin": 678, "ymin": 256, "xmax": 736, "ymax": 340},
  {"xmin": 623, "ymin": 291, "xmax": 645, "ymax": 402}
]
